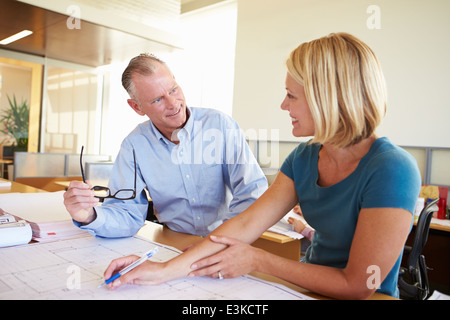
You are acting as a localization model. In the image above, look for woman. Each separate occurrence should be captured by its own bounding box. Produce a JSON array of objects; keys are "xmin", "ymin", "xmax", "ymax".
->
[{"xmin": 104, "ymin": 33, "xmax": 421, "ymax": 299}]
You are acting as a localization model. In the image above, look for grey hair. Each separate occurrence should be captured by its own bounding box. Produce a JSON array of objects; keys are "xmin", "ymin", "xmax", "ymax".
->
[{"xmin": 121, "ymin": 53, "xmax": 168, "ymax": 100}]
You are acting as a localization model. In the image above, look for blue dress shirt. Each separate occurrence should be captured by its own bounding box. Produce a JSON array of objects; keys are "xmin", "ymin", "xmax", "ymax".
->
[{"xmin": 77, "ymin": 107, "xmax": 268, "ymax": 237}]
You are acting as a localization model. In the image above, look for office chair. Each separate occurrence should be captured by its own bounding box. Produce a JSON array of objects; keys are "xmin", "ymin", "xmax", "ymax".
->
[
  {"xmin": 398, "ymin": 198, "xmax": 439, "ymax": 300},
  {"xmin": 143, "ymin": 187, "xmax": 161, "ymax": 224}
]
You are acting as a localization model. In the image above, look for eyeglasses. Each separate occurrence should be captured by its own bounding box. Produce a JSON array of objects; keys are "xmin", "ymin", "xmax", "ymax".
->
[{"xmin": 80, "ymin": 146, "xmax": 136, "ymax": 200}]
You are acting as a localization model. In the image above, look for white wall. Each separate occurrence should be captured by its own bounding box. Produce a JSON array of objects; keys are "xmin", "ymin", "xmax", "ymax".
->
[
  {"xmin": 99, "ymin": 1, "xmax": 238, "ymax": 160},
  {"xmin": 170, "ymin": 0, "xmax": 237, "ymax": 116},
  {"xmin": 233, "ymin": 0, "xmax": 450, "ymax": 147}
]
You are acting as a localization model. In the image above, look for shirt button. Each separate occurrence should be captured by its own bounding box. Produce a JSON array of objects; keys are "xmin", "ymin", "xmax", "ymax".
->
[
  {"xmin": 192, "ymin": 198, "xmax": 196, "ymax": 202},
  {"xmin": 197, "ymin": 216, "xmax": 200, "ymax": 220},
  {"xmin": 186, "ymin": 174, "xmax": 190, "ymax": 179}
]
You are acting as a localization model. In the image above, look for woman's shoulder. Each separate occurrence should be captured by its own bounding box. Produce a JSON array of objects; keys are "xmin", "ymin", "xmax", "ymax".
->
[
  {"xmin": 366, "ymin": 137, "xmax": 417, "ymax": 171},
  {"xmin": 281, "ymin": 140, "xmax": 320, "ymax": 177},
  {"xmin": 290, "ymin": 140, "xmax": 321, "ymax": 158}
]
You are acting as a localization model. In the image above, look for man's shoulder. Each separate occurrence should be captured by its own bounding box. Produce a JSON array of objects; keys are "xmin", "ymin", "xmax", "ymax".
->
[
  {"xmin": 190, "ymin": 107, "xmax": 236, "ymax": 126},
  {"xmin": 191, "ymin": 106, "xmax": 228, "ymax": 118}
]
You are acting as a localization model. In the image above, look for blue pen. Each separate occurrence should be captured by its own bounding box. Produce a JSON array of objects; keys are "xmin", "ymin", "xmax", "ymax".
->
[{"xmin": 98, "ymin": 247, "xmax": 159, "ymax": 288}]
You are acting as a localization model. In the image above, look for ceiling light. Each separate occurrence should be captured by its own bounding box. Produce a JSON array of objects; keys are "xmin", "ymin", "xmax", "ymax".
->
[{"xmin": 0, "ymin": 30, "xmax": 33, "ymax": 45}]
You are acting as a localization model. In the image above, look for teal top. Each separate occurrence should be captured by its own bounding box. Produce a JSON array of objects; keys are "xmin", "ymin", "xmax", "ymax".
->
[{"xmin": 280, "ymin": 137, "xmax": 421, "ymax": 298}]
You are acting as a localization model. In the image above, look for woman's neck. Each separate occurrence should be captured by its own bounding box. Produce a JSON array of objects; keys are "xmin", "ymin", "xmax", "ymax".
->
[{"xmin": 317, "ymin": 136, "xmax": 377, "ymax": 187}]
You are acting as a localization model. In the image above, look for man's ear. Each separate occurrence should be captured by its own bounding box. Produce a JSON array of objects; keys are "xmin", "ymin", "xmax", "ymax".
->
[{"xmin": 127, "ymin": 99, "xmax": 145, "ymax": 116}]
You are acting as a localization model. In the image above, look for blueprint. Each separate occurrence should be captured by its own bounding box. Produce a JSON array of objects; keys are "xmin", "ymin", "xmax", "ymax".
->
[{"xmin": 0, "ymin": 235, "xmax": 313, "ymax": 300}]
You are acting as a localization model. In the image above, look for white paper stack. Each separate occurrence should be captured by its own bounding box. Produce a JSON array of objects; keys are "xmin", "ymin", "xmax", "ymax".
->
[
  {"xmin": 0, "ymin": 214, "xmax": 33, "ymax": 247},
  {"xmin": 0, "ymin": 180, "xmax": 12, "ymax": 188},
  {"xmin": 0, "ymin": 191, "xmax": 88, "ymax": 242},
  {"xmin": 267, "ymin": 209, "xmax": 309, "ymax": 240}
]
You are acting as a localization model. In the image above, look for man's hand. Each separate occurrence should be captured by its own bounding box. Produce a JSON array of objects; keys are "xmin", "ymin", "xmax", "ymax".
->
[{"xmin": 63, "ymin": 180, "xmax": 99, "ymax": 224}]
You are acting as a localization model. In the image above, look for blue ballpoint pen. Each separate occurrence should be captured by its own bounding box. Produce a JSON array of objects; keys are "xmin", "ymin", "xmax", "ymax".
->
[{"xmin": 98, "ymin": 247, "xmax": 159, "ymax": 288}]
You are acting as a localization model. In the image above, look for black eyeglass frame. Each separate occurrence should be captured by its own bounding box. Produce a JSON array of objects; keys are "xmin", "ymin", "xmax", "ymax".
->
[{"xmin": 80, "ymin": 146, "xmax": 137, "ymax": 200}]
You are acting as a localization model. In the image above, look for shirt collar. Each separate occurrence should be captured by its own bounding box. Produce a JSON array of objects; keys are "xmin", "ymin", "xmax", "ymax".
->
[
  {"xmin": 148, "ymin": 106, "xmax": 193, "ymax": 145},
  {"xmin": 180, "ymin": 106, "xmax": 193, "ymax": 141}
]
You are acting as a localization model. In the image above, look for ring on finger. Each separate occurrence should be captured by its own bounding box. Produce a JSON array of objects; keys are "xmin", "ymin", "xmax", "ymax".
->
[{"xmin": 218, "ymin": 271, "xmax": 223, "ymax": 280}]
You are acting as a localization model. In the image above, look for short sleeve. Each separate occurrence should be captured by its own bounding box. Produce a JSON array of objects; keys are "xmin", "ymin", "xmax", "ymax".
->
[
  {"xmin": 361, "ymin": 149, "xmax": 421, "ymax": 214},
  {"xmin": 280, "ymin": 148, "xmax": 295, "ymax": 180}
]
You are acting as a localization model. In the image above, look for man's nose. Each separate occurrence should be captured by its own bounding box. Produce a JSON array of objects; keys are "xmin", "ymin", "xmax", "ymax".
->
[{"xmin": 166, "ymin": 94, "xmax": 178, "ymax": 108}]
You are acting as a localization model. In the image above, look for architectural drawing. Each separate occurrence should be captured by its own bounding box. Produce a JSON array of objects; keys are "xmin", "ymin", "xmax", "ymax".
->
[{"xmin": 0, "ymin": 235, "xmax": 312, "ymax": 300}]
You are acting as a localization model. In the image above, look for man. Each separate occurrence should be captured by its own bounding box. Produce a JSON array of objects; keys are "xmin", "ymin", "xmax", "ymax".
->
[{"xmin": 63, "ymin": 54, "xmax": 267, "ymax": 237}]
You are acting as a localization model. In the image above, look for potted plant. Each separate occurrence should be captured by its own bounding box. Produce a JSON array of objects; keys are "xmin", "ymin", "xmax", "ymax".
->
[{"xmin": 0, "ymin": 94, "xmax": 29, "ymax": 154}]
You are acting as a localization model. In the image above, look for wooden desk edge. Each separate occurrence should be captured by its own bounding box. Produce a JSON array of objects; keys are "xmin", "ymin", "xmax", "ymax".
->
[
  {"xmin": 413, "ymin": 219, "xmax": 450, "ymax": 233},
  {"xmin": 429, "ymin": 222, "xmax": 450, "ymax": 232},
  {"xmin": 260, "ymin": 231, "xmax": 300, "ymax": 243},
  {"xmin": 0, "ymin": 178, "xmax": 47, "ymax": 193}
]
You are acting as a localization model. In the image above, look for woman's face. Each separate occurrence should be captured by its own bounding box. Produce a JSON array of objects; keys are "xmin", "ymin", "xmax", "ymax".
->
[{"xmin": 280, "ymin": 73, "xmax": 315, "ymax": 138}]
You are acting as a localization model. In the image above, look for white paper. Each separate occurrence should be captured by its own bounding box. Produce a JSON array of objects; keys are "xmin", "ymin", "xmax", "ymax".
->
[
  {"xmin": 0, "ymin": 180, "xmax": 12, "ymax": 188},
  {"xmin": 0, "ymin": 191, "xmax": 69, "ymax": 222},
  {"xmin": 430, "ymin": 217, "xmax": 450, "ymax": 227},
  {"xmin": 267, "ymin": 209, "xmax": 310, "ymax": 240},
  {"xmin": 0, "ymin": 191, "xmax": 87, "ymax": 241},
  {"xmin": 428, "ymin": 290, "xmax": 450, "ymax": 300},
  {"xmin": 0, "ymin": 235, "xmax": 314, "ymax": 300},
  {"xmin": 0, "ymin": 220, "xmax": 32, "ymax": 247},
  {"xmin": 0, "ymin": 213, "xmax": 16, "ymax": 224}
]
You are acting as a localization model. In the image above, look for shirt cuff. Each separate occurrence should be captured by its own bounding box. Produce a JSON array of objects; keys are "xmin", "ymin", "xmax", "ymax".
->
[
  {"xmin": 73, "ymin": 208, "xmax": 105, "ymax": 236},
  {"xmin": 301, "ymin": 226, "xmax": 314, "ymax": 240}
]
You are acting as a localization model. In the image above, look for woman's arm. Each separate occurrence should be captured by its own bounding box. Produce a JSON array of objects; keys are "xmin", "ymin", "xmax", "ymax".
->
[
  {"xmin": 103, "ymin": 171, "xmax": 299, "ymax": 288},
  {"xmin": 191, "ymin": 206, "xmax": 412, "ymax": 299},
  {"xmin": 105, "ymin": 170, "xmax": 412, "ymax": 299}
]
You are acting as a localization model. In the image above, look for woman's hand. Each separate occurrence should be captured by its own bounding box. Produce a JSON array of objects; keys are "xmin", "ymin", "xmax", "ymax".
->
[
  {"xmin": 189, "ymin": 235, "xmax": 263, "ymax": 279},
  {"xmin": 103, "ymin": 255, "xmax": 166, "ymax": 289},
  {"xmin": 287, "ymin": 205, "xmax": 307, "ymax": 234}
]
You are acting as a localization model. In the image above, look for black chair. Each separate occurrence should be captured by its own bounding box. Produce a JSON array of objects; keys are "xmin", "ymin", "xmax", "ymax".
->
[
  {"xmin": 146, "ymin": 200, "xmax": 160, "ymax": 223},
  {"xmin": 398, "ymin": 198, "xmax": 439, "ymax": 300},
  {"xmin": 143, "ymin": 187, "xmax": 161, "ymax": 224}
]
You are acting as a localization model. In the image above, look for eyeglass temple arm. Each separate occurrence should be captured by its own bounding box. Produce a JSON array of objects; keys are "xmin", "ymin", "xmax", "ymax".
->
[
  {"xmin": 133, "ymin": 149, "xmax": 137, "ymax": 190},
  {"xmin": 80, "ymin": 145, "xmax": 86, "ymax": 183}
]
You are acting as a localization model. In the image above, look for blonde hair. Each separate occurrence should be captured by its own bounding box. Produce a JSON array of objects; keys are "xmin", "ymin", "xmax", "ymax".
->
[{"xmin": 286, "ymin": 32, "xmax": 387, "ymax": 148}]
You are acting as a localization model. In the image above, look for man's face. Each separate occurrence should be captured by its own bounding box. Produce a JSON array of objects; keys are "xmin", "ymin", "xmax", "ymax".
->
[{"xmin": 127, "ymin": 64, "xmax": 187, "ymax": 142}]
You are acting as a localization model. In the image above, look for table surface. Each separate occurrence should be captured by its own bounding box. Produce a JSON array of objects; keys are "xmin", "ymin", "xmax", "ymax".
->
[
  {"xmin": 1, "ymin": 177, "xmax": 395, "ymax": 300},
  {"xmin": 0, "ymin": 178, "xmax": 47, "ymax": 193},
  {"xmin": 137, "ymin": 221, "xmax": 395, "ymax": 300}
]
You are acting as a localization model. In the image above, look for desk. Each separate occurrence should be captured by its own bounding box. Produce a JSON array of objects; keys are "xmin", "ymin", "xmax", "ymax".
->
[
  {"xmin": 137, "ymin": 221, "xmax": 394, "ymax": 300},
  {"xmin": 0, "ymin": 178, "xmax": 46, "ymax": 193},
  {"xmin": 429, "ymin": 220, "xmax": 450, "ymax": 233},
  {"xmin": 54, "ymin": 180, "xmax": 71, "ymax": 189},
  {"xmin": 56, "ymin": 180, "xmax": 302, "ymax": 261},
  {"xmin": 0, "ymin": 180, "xmax": 392, "ymax": 299},
  {"xmin": 254, "ymin": 231, "xmax": 301, "ymax": 261},
  {"xmin": 5, "ymin": 177, "xmax": 301, "ymax": 261}
]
